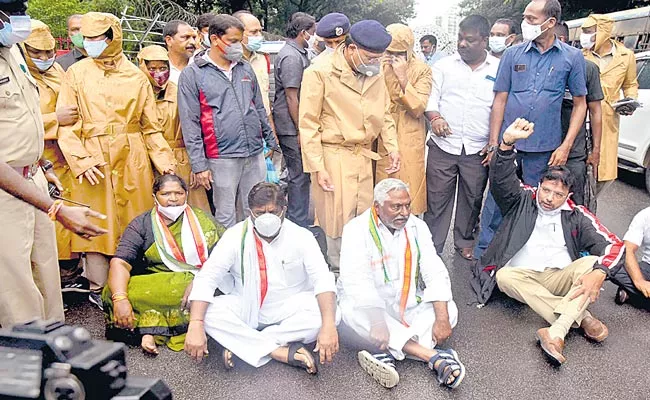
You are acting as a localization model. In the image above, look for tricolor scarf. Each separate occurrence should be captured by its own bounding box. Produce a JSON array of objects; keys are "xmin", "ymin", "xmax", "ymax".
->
[
  {"xmin": 369, "ymin": 208, "xmax": 421, "ymax": 327},
  {"xmin": 150, "ymin": 207, "xmax": 208, "ymax": 274},
  {"xmin": 238, "ymin": 219, "xmax": 272, "ymax": 328}
]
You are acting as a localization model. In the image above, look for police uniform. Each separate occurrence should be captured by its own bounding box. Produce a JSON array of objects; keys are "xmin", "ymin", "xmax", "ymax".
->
[{"xmin": 0, "ymin": 41, "xmax": 65, "ymax": 326}]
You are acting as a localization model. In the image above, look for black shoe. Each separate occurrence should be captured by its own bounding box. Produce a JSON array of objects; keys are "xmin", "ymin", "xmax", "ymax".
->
[
  {"xmin": 615, "ymin": 287, "xmax": 629, "ymax": 305},
  {"xmin": 88, "ymin": 292, "xmax": 104, "ymax": 311},
  {"xmin": 61, "ymin": 276, "xmax": 91, "ymax": 293}
]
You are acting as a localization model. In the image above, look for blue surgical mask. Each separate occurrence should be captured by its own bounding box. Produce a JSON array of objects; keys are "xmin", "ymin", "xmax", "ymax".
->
[
  {"xmin": 83, "ymin": 38, "xmax": 109, "ymax": 58},
  {"xmin": 245, "ymin": 35, "xmax": 263, "ymax": 52},
  {"xmin": 0, "ymin": 14, "xmax": 32, "ymax": 47},
  {"xmin": 31, "ymin": 57, "xmax": 55, "ymax": 71}
]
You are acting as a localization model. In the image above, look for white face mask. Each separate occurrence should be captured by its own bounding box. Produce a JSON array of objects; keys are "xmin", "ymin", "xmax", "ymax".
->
[
  {"xmin": 252, "ymin": 210, "xmax": 284, "ymax": 238},
  {"xmin": 322, "ymin": 46, "xmax": 335, "ymax": 56},
  {"xmin": 521, "ymin": 19, "xmax": 550, "ymax": 42},
  {"xmin": 0, "ymin": 14, "xmax": 32, "ymax": 47},
  {"xmin": 580, "ymin": 32, "xmax": 596, "ymax": 50},
  {"xmin": 489, "ymin": 36, "xmax": 509, "ymax": 54},
  {"xmin": 304, "ymin": 30, "xmax": 316, "ymax": 49},
  {"xmin": 32, "ymin": 56, "xmax": 55, "ymax": 71},
  {"xmin": 203, "ymin": 33, "xmax": 210, "ymax": 48},
  {"xmin": 83, "ymin": 38, "xmax": 109, "ymax": 58},
  {"xmin": 157, "ymin": 202, "xmax": 187, "ymax": 221}
]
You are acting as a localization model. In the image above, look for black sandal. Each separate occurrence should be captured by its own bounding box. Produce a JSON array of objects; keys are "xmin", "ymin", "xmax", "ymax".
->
[
  {"xmin": 287, "ymin": 343, "xmax": 318, "ymax": 375},
  {"xmin": 223, "ymin": 348, "xmax": 235, "ymax": 370},
  {"xmin": 428, "ymin": 349, "xmax": 466, "ymax": 389}
]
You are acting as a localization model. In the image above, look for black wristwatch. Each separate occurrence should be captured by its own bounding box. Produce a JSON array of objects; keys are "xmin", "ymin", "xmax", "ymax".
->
[
  {"xmin": 487, "ymin": 145, "xmax": 498, "ymax": 153},
  {"xmin": 41, "ymin": 160, "xmax": 53, "ymax": 172},
  {"xmin": 502, "ymin": 139, "xmax": 515, "ymax": 147}
]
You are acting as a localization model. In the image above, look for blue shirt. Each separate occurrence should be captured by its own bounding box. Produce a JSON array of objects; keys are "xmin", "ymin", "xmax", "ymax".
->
[{"xmin": 494, "ymin": 39, "xmax": 587, "ymax": 152}]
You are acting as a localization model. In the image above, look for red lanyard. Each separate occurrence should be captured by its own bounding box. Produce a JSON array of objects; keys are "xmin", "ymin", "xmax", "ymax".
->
[{"xmin": 253, "ymin": 232, "xmax": 268, "ymax": 306}]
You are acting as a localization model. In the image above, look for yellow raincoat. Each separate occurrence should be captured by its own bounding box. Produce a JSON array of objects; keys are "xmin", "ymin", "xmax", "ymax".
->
[
  {"xmin": 57, "ymin": 13, "xmax": 176, "ymax": 256},
  {"xmin": 299, "ymin": 46, "xmax": 399, "ymax": 239},
  {"xmin": 376, "ymin": 24, "xmax": 432, "ymax": 215},
  {"xmin": 582, "ymin": 15, "xmax": 639, "ymax": 181},
  {"xmin": 136, "ymin": 45, "xmax": 210, "ymax": 213},
  {"xmin": 21, "ymin": 20, "xmax": 74, "ymax": 260}
]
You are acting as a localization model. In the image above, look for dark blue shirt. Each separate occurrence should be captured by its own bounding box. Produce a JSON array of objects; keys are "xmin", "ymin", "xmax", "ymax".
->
[{"xmin": 494, "ymin": 39, "xmax": 587, "ymax": 152}]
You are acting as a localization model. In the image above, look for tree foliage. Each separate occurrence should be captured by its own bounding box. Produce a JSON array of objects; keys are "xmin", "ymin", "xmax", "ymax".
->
[{"xmin": 28, "ymin": 0, "xmax": 126, "ymax": 38}]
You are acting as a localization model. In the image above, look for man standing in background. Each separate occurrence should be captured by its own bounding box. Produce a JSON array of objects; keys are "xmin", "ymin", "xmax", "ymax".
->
[
  {"xmin": 163, "ymin": 20, "xmax": 197, "ymax": 85},
  {"xmin": 489, "ymin": 18, "xmax": 517, "ymax": 59},
  {"xmin": 420, "ymin": 34, "xmax": 444, "ymax": 66},
  {"xmin": 56, "ymin": 14, "xmax": 85, "ymax": 71}
]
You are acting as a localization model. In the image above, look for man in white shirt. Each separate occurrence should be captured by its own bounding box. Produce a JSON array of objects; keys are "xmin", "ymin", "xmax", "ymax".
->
[
  {"xmin": 339, "ymin": 179, "xmax": 465, "ymax": 390},
  {"xmin": 184, "ymin": 183, "xmax": 339, "ymax": 374},
  {"xmin": 423, "ymin": 15, "xmax": 499, "ymax": 259},
  {"xmin": 611, "ymin": 207, "xmax": 650, "ymax": 308},
  {"xmin": 163, "ymin": 20, "xmax": 197, "ymax": 85}
]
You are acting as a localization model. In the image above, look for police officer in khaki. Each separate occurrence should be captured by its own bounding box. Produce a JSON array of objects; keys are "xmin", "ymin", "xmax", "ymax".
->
[
  {"xmin": 0, "ymin": 0, "xmax": 105, "ymax": 327},
  {"xmin": 299, "ymin": 20, "xmax": 401, "ymax": 272}
]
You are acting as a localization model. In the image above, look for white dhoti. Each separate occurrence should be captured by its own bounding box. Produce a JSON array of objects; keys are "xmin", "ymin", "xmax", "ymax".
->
[
  {"xmin": 341, "ymin": 300, "xmax": 458, "ymax": 360},
  {"xmin": 204, "ymin": 291, "xmax": 325, "ymax": 367}
]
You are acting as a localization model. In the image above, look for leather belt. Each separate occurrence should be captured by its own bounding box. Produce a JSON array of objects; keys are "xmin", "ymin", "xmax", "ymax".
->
[{"xmin": 12, "ymin": 164, "xmax": 40, "ymax": 179}]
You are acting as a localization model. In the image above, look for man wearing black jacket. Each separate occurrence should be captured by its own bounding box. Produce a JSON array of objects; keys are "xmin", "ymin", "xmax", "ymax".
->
[{"xmin": 471, "ymin": 118, "xmax": 625, "ymax": 366}]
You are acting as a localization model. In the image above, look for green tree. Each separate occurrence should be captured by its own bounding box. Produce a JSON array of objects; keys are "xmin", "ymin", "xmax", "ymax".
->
[{"xmin": 28, "ymin": 0, "xmax": 126, "ymax": 39}]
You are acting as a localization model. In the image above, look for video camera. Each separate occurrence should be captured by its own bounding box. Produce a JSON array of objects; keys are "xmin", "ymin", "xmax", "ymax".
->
[{"xmin": 0, "ymin": 320, "xmax": 172, "ymax": 400}]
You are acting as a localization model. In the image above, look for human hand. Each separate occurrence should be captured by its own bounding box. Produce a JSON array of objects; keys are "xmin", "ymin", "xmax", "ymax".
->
[
  {"xmin": 587, "ymin": 150, "xmax": 600, "ymax": 171},
  {"xmin": 317, "ymin": 170, "xmax": 335, "ymax": 192},
  {"xmin": 181, "ymin": 281, "xmax": 193, "ymax": 311},
  {"xmin": 195, "ymin": 170, "xmax": 213, "ymax": 191},
  {"xmin": 385, "ymin": 152, "xmax": 401, "ymax": 174},
  {"xmin": 185, "ymin": 321, "xmax": 208, "ymax": 362},
  {"xmin": 548, "ymin": 145, "xmax": 570, "ymax": 166},
  {"xmin": 432, "ymin": 318, "xmax": 452, "ymax": 344},
  {"xmin": 390, "ymin": 56, "xmax": 408, "ymax": 81},
  {"xmin": 369, "ymin": 321, "xmax": 390, "ymax": 351},
  {"xmin": 163, "ymin": 167, "xmax": 175, "ymax": 175},
  {"xmin": 44, "ymin": 168, "xmax": 63, "ymax": 192},
  {"xmin": 314, "ymin": 323, "xmax": 339, "ymax": 364},
  {"xmin": 56, "ymin": 105, "xmax": 79, "ymax": 126},
  {"xmin": 189, "ymin": 172, "xmax": 199, "ymax": 189},
  {"xmin": 265, "ymin": 149, "xmax": 274, "ymax": 159},
  {"xmin": 502, "ymin": 118, "xmax": 534, "ymax": 144},
  {"xmin": 79, "ymin": 166, "xmax": 105, "ymax": 186},
  {"xmin": 114, "ymin": 299, "xmax": 135, "ymax": 330},
  {"xmin": 432, "ymin": 118, "xmax": 452, "ymax": 138},
  {"xmin": 616, "ymin": 105, "xmax": 635, "ymax": 116},
  {"xmin": 480, "ymin": 144, "xmax": 496, "ymax": 167},
  {"xmin": 633, "ymin": 279, "xmax": 650, "ymax": 298},
  {"xmin": 56, "ymin": 205, "xmax": 108, "ymax": 238},
  {"xmin": 570, "ymin": 269, "xmax": 607, "ymax": 308}
]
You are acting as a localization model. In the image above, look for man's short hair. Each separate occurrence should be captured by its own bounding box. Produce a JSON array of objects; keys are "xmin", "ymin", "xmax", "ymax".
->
[
  {"xmin": 208, "ymin": 14, "xmax": 244, "ymax": 38},
  {"xmin": 374, "ymin": 179, "xmax": 410, "ymax": 206},
  {"xmin": 494, "ymin": 18, "xmax": 517, "ymax": 35},
  {"xmin": 286, "ymin": 12, "xmax": 316, "ymax": 39},
  {"xmin": 196, "ymin": 13, "xmax": 217, "ymax": 30},
  {"xmin": 163, "ymin": 20, "xmax": 191, "ymax": 39},
  {"xmin": 67, "ymin": 14, "xmax": 82, "ymax": 27},
  {"xmin": 555, "ymin": 21, "xmax": 570, "ymax": 39},
  {"xmin": 540, "ymin": 166, "xmax": 574, "ymax": 190},
  {"xmin": 420, "ymin": 34, "xmax": 437, "ymax": 46},
  {"xmin": 539, "ymin": 0, "xmax": 562, "ymax": 22},
  {"xmin": 459, "ymin": 15, "xmax": 490, "ymax": 38},
  {"xmin": 248, "ymin": 182, "xmax": 287, "ymax": 209}
]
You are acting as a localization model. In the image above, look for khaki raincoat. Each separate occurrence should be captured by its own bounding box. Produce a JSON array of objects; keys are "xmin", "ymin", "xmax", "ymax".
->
[
  {"xmin": 22, "ymin": 20, "xmax": 74, "ymax": 260},
  {"xmin": 137, "ymin": 45, "xmax": 210, "ymax": 213},
  {"xmin": 57, "ymin": 13, "xmax": 176, "ymax": 255},
  {"xmin": 376, "ymin": 24, "xmax": 432, "ymax": 215},
  {"xmin": 299, "ymin": 46, "xmax": 399, "ymax": 238},
  {"xmin": 582, "ymin": 15, "xmax": 639, "ymax": 181}
]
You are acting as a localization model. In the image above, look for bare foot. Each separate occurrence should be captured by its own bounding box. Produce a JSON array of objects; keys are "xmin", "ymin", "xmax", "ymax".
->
[{"xmin": 141, "ymin": 334, "xmax": 159, "ymax": 355}]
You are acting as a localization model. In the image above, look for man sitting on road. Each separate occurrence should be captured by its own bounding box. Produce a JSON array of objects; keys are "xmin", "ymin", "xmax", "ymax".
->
[
  {"xmin": 338, "ymin": 178, "xmax": 465, "ymax": 390},
  {"xmin": 611, "ymin": 206, "xmax": 650, "ymax": 309},
  {"xmin": 184, "ymin": 182, "xmax": 339, "ymax": 374},
  {"xmin": 472, "ymin": 118, "xmax": 625, "ymax": 366}
]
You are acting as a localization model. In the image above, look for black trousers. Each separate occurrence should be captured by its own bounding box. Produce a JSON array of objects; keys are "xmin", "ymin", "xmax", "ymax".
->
[
  {"xmin": 565, "ymin": 157, "xmax": 586, "ymax": 206},
  {"xmin": 611, "ymin": 260, "xmax": 650, "ymax": 306},
  {"xmin": 423, "ymin": 141, "xmax": 488, "ymax": 255},
  {"xmin": 278, "ymin": 134, "xmax": 311, "ymax": 227}
]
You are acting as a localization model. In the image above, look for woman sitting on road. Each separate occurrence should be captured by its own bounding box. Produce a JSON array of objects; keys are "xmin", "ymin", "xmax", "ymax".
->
[{"xmin": 102, "ymin": 174, "xmax": 225, "ymax": 354}]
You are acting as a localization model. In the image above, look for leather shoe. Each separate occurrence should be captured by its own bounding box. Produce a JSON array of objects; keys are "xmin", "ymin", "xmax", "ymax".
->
[
  {"xmin": 535, "ymin": 328, "xmax": 566, "ymax": 366},
  {"xmin": 580, "ymin": 315, "xmax": 609, "ymax": 342}
]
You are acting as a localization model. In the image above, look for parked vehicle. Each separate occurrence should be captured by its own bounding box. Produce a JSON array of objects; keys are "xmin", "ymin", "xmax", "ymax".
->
[{"xmin": 567, "ymin": 7, "xmax": 650, "ymax": 53}]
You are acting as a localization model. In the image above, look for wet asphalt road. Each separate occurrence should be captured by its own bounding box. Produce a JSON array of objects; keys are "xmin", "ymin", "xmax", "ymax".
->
[{"xmin": 65, "ymin": 169, "xmax": 650, "ymax": 400}]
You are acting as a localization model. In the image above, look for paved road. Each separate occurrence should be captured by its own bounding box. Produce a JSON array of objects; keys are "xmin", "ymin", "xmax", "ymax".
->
[{"xmin": 66, "ymin": 170, "xmax": 650, "ymax": 400}]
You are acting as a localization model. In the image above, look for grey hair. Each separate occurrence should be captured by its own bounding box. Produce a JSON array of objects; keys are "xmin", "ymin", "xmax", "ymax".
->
[{"xmin": 374, "ymin": 178, "xmax": 410, "ymax": 206}]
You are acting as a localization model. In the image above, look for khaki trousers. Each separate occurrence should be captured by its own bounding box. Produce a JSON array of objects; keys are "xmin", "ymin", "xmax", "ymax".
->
[
  {"xmin": 0, "ymin": 169, "xmax": 64, "ymax": 327},
  {"xmin": 496, "ymin": 256, "xmax": 598, "ymax": 326}
]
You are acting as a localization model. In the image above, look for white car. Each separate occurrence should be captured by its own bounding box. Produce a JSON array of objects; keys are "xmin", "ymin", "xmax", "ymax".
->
[{"xmin": 618, "ymin": 51, "xmax": 650, "ymax": 192}]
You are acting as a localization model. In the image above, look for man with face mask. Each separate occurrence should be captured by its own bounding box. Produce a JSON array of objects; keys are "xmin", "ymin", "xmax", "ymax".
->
[
  {"xmin": 312, "ymin": 12, "xmax": 350, "ymax": 62},
  {"xmin": 471, "ymin": 118, "xmax": 625, "ymax": 366},
  {"xmin": 580, "ymin": 15, "xmax": 639, "ymax": 184},
  {"xmin": 56, "ymin": 14, "xmax": 85, "ymax": 71},
  {"xmin": 300, "ymin": 20, "xmax": 401, "ymax": 274},
  {"xmin": 196, "ymin": 13, "xmax": 216, "ymax": 51},
  {"xmin": 178, "ymin": 14, "xmax": 277, "ymax": 229},
  {"xmin": 185, "ymin": 182, "xmax": 339, "ymax": 374},
  {"xmin": 272, "ymin": 12, "xmax": 315, "ymax": 228},
  {"xmin": 489, "ymin": 18, "xmax": 517, "ymax": 59},
  {"xmin": 56, "ymin": 12, "xmax": 176, "ymax": 300},
  {"xmin": 339, "ymin": 178, "xmax": 465, "ymax": 389},
  {"xmin": 137, "ymin": 45, "xmax": 210, "ymax": 213}
]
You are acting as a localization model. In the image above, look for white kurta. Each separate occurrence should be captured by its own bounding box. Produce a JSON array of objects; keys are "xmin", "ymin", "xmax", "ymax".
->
[
  {"xmin": 338, "ymin": 209, "xmax": 457, "ymax": 360},
  {"xmin": 189, "ymin": 218, "xmax": 337, "ymax": 367}
]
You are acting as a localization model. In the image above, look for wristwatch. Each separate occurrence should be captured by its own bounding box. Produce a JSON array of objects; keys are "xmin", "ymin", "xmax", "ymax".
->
[
  {"xmin": 41, "ymin": 160, "xmax": 53, "ymax": 172},
  {"xmin": 502, "ymin": 139, "xmax": 515, "ymax": 146},
  {"xmin": 487, "ymin": 145, "xmax": 498, "ymax": 153}
]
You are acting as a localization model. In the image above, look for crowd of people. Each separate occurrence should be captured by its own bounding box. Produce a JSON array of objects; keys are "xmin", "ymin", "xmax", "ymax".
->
[{"xmin": 1, "ymin": 0, "xmax": 650, "ymax": 391}]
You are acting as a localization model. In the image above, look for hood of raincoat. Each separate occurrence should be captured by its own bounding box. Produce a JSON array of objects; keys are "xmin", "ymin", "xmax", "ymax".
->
[
  {"xmin": 20, "ymin": 19, "xmax": 55, "ymax": 76},
  {"xmin": 581, "ymin": 14, "xmax": 614, "ymax": 52},
  {"xmin": 137, "ymin": 44, "xmax": 170, "ymax": 90},
  {"xmin": 385, "ymin": 23, "xmax": 414, "ymax": 61},
  {"xmin": 80, "ymin": 12, "xmax": 123, "ymax": 68}
]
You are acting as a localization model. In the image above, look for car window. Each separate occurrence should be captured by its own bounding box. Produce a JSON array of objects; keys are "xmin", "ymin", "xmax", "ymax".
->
[{"xmin": 637, "ymin": 59, "xmax": 650, "ymax": 89}]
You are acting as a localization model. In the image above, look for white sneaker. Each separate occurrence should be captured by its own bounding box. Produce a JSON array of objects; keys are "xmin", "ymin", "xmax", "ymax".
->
[{"xmin": 357, "ymin": 350, "xmax": 399, "ymax": 389}]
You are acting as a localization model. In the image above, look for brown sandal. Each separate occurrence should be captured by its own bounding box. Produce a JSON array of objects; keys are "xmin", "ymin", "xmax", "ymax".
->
[
  {"xmin": 223, "ymin": 348, "xmax": 235, "ymax": 370},
  {"xmin": 455, "ymin": 247, "xmax": 474, "ymax": 261}
]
